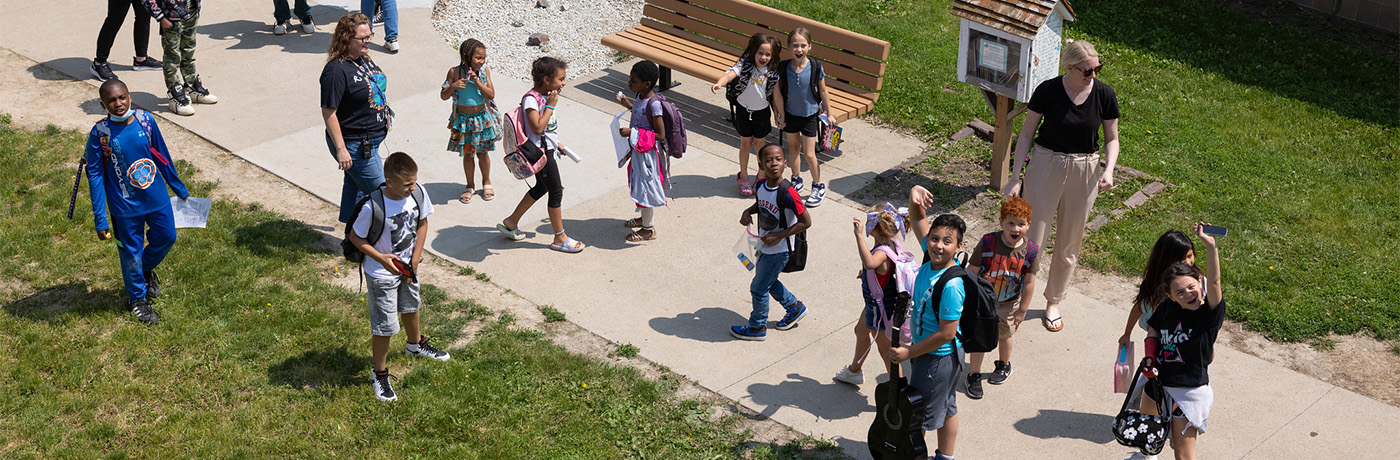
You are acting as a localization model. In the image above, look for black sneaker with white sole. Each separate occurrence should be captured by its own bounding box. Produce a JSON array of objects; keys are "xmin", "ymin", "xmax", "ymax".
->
[
  {"xmin": 91, "ymin": 61, "xmax": 117, "ymax": 82},
  {"xmin": 405, "ymin": 335, "xmax": 450, "ymax": 361},
  {"xmin": 130, "ymin": 298, "xmax": 160, "ymax": 325},
  {"xmin": 371, "ymin": 369, "xmax": 397, "ymax": 401},
  {"xmin": 987, "ymin": 360, "xmax": 1012, "ymax": 385},
  {"xmin": 132, "ymin": 57, "xmax": 164, "ymax": 71},
  {"xmin": 966, "ymin": 373, "xmax": 984, "ymax": 399},
  {"xmin": 144, "ymin": 271, "xmax": 161, "ymax": 298}
]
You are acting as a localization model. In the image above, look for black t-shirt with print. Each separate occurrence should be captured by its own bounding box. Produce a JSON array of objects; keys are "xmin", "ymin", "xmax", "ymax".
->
[
  {"xmin": 320, "ymin": 57, "xmax": 391, "ymax": 139},
  {"xmin": 1027, "ymin": 76, "xmax": 1120, "ymax": 154},
  {"xmin": 1147, "ymin": 297, "xmax": 1226, "ymax": 387}
]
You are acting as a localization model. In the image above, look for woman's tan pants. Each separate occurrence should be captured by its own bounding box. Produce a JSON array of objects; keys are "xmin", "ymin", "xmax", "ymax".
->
[{"xmin": 1022, "ymin": 144, "xmax": 1102, "ymax": 305}]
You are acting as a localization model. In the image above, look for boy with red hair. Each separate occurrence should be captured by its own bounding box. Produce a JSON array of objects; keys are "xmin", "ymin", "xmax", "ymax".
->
[{"xmin": 964, "ymin": 197, "xmax": 1039, "ymax": 399}]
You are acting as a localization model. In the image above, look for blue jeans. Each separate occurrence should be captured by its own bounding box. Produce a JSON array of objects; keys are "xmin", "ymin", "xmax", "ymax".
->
[
  {"xmin": 327, "ymin": 134, "xmax": 386, "ymax": 223},
  {"xmin": 113, "ymin": 205, "xmax": 177, "ymax": 300},
  {"xmin": 749, "ymin": 251, "xmax": 797, "ymax": 328},
  {"xmin": 272, "ymin": 0, "xmax": 311, "ymax": 23},
  {"xmin": 362, "ymin": 0, "xmax": 398, "ymax": 40}
]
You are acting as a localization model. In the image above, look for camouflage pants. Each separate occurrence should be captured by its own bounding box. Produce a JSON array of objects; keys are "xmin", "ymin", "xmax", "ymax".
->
[{"xmin": 159, "ymin": 10, "xmax": 200, "ymax": 91}]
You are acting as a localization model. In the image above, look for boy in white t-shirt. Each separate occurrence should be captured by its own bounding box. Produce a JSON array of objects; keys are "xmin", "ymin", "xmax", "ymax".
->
[{"xmin": 348, "ymin": 152, "xmax": 449, "ymax": 402}]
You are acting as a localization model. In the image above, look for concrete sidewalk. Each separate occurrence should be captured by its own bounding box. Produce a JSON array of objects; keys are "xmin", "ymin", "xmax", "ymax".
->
[{"xmin": 3, "ymin": 1, "xmax": 1395, "ymax": 458}]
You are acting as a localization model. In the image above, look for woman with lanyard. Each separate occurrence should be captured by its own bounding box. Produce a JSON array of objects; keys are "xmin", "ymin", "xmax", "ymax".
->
[
  {"xmin": 321, "ymin": 13, "xmax": 394, "ymax": 223},
  {"xmin": 1002, "ymin": 39, "xmax": 1120, "ymax": 333}
]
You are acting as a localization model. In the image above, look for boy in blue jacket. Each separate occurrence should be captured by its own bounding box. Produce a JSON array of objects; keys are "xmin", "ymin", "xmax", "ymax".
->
[{"xmin": 86, "ymin": 79, "xmax": 190, "ymax": 325}]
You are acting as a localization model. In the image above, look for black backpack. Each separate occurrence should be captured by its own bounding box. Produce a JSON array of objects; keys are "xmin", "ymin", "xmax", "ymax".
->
[
  {"xmin": 777, "ymin": 58, "xmax": 824, "ymax": 104},
  {"xmin": 926, "ymin": 264, "xmax": 999, "ymax": 353},
  {"xmin": 340, "ymin": 185, "xmax": 425, "ymax": 264}
]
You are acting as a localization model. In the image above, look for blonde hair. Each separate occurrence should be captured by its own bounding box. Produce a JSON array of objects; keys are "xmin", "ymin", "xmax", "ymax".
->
[
  {"xmin": 1061, "ymin": 39, "xmax": 1100, "ymax": 69},
  {"xmin": 868, "ymin": 206, "xmax": 908, "ymax": 244},
  {"xmin": 327, "ymin": 13, "xmax": 370, "ymax": 62}
]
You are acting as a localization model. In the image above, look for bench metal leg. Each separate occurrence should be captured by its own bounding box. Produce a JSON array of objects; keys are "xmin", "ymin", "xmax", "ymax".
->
[{"xmin": 658, "ymin": 66, "xmax": 680, "ymax": 92}]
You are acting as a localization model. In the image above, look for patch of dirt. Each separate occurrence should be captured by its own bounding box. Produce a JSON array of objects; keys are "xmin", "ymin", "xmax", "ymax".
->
[
  {"xmin": 843, "ymin": 131, "xmax": 1400, "ymax": 408},
  {"xmin": 0, "ymin": 46, "xmax": 844, "ymax": 454}
]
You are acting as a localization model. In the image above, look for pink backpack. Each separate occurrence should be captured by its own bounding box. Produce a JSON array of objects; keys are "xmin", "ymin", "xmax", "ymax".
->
[{"xmin": 501, "ymin": 90, "xmax": 550, "ymax": 180}]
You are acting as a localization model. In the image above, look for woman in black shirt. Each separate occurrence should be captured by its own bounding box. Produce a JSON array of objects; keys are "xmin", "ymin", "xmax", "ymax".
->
[
  {"xmin": 321, "ymin": 13, "xmax": 393, "ymax": 223},
  {"xmin": 1144, "ymin": 222, "xmax": 1223, "ymax": 459},
  {"xmin": 1002, "ymin": 39, "xmax": 1120, "ymax": 332}
]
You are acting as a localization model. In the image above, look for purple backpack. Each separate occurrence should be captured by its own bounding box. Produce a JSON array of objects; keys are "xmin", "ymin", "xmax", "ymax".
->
[{"xmin": 646, "ymin": 93, "xmax": 688, "ymax": 158}]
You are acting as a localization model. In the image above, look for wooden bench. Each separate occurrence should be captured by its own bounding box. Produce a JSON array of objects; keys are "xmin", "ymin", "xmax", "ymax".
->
[{"xmin": 601, "ymin": 0, "xmax": 891, "ymax": 124}]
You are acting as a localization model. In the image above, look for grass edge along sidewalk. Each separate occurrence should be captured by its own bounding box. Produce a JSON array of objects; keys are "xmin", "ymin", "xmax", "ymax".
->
[
  {"xmin": 754, "ymin": 0, "xmax": 1400, "ymax": 344},
  {"xmin": 0, "ymin": 117, "xmax": 842, "ymax": 459}
]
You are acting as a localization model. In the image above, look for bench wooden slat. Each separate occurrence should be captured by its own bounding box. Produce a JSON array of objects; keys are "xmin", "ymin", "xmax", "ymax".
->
[
  {"xmin": 648, "ymin": 0, "xmax": 886, "ymax": 78},
  {"xmin": 641, "ymin": 8, "xmax": 883, "ymax": 91},
  {"xmin": 682, "ymin": 0, "xmax": 890, "ymax": 60}
]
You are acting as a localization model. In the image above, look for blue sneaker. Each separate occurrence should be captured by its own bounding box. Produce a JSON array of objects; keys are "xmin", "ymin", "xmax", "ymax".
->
[
  {"xmin": 774, "ymin": 302, "xmax": 807, "ymax": 330},
  {"xmin": 790, "ymin": 176, "xmax": 804, "ymax": 192},
  {"xmin": 730, "ymin": 325, "xmax": 767, "ymax": 341}
]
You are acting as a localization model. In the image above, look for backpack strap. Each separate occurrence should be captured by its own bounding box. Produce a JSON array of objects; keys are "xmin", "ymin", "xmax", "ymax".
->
[
  {"xmin": 918, "ymin": 265, "xmax": 966, "ymax": 340},
  {"xmin": 366, "ymin": 189, "xmax": 386, "ymax": 246},
  {"xmin": 808, "ymin": 59, "xmax": 823, "ymax": 101}
]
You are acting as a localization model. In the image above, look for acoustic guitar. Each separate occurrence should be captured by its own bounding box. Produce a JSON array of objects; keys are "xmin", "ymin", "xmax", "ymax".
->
[{"xmin": 868, "ymin": 292, "xmax": 929, "ymax": 459}]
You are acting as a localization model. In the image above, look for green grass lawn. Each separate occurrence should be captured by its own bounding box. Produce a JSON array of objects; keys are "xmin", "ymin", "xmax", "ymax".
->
[
  {"xmin": 756, "ymin": 0, "xmax": 1400, "ymax": 343},
  {"xmin": 0, "ymin": 118, "xmax": 838, "ymax": 458}
]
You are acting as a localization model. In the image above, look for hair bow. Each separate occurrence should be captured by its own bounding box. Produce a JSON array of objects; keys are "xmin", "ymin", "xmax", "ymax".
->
[{"xmin": 865, "ymin": 203, "xmax": 910, "ymax": 240}]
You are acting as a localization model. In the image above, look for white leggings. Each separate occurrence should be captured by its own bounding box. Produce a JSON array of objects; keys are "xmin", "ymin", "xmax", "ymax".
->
[{"xmin": 639, "ymin": 207, "xmax": 655, "ymax": 227}]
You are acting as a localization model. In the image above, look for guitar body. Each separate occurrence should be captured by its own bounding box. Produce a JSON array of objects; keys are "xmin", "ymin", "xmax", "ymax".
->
[{"xmin": 868, "ymin": 292, "xmax": 929, "ymax": 460}]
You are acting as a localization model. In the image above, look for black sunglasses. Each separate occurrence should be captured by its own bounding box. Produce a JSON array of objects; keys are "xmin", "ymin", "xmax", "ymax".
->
[{"xmin": 1076, "ymin": 64, "xmax": 1104, "ymax": 77}]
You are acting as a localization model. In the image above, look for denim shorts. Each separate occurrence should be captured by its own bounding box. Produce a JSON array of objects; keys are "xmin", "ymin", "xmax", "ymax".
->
[{"xmin": 367, "ymin": 275, "xmax": 419, "ymax": 336}]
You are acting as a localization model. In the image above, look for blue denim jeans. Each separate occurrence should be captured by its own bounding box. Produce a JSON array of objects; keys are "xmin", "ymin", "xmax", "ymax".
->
[
  {"xmin": 272, "ymin": 0, "xmax": 311, "ymax": 23},
  {"xmin": 749, "ymin": 251, "xmax": 797, "ymax": 328},
  {"xmin": 362, "ymin": 0, "xmax": 398, "ymax": 40},
  {"xmin": 327, "ymin": 134, "xmax": 386, "ymax": 223}
]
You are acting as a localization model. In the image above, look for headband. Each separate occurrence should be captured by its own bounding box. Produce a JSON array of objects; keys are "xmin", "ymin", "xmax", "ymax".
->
[{"xmin": 865, "ymin": 203, "xmax": 910, "ymax": 240}]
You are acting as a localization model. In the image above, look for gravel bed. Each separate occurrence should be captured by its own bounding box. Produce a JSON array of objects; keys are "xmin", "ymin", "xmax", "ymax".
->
[{"xmin": 431, "ymin": 0, "xmax": 643, "ymax": 83}]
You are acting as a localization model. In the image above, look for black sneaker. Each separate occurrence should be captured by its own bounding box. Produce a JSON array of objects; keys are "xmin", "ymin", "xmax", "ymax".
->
[
  {"xmin": 132, "ymin": 56, "xmax": 164, "ymax": 71},
  {"xmin": 966, "ymin": 373, "xmax": 984, "ymax": 399},
  {"xmin": 773, "ymin": 301, "xmax": 807, "ymax": 330},
  {"xmin": 129, "ymin": 298, "xmax": 160, "ymax": 325},
  {"xmin": 371, "ymin": 369, "xmax": 397, "ymax": 401},
  {"xmin": 90, "ymin": 60, "xmax": 117, "ymax": 81},
  {"xmin": 987, "ymin": 360, "xmax": 1012, "ymax": 385},
  {"xmin": 405, "ymin": 335, "xmax": 451, "ymax": 361},
  {"xmin": 144, "ymin": 271, "xmax": 161, "ymax": 298}
]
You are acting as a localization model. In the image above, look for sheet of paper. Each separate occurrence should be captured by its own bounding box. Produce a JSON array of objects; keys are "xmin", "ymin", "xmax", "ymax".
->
[
  {"xmin": 171, "ymin": 197, "xmax": 212, "ymax": 228},
  {"xmin": 610, "ymin": 111, "xmax": 630, "ymax": 167}
]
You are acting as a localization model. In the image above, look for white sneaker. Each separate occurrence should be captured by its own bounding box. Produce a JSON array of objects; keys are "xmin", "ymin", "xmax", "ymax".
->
[
  {"xmin": 186, "ymin": 78, "xmax": 218, "ymax": 104},
  {"xmin": 299, "ymin": 18, "xmax": 315, "ymax": 34},
  {"xmin": 1122, "ymin": 452, "xmax": 1157, "ymax": 460},
  {"xmin": 273, "ymin": 21, "xmax": 288, "ymax": 35},
  {"xmin": 371, "ymin": 371, "xmax": 397, "ymax": 401},
  {"xmin": 805, "ymin": 182, "xmax": 827, "ymax": 207},
  {"xmin": 168, "ymin": 87, "xmax": 195, "ymax": 116},
  {"xmin": 404, "ymin": 336, "xmax": 451, "ymax": 361},
  {"xmin": 833, "ymin": 366, "xmax": 864, "ymax": 385},
  {"xmin": 385, "ymin": 37, "xmax": 400, "ymax": 53}
]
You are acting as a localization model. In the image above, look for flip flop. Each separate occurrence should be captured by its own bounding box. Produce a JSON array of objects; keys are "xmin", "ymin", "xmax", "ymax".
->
[
  {"xmin": 459, "ymin": 188, "xmax": 474, "ymax": 204},
  {"xmin": 737, "ymin": 173, "xmax": 754, "ymax": 196},
  {"xmin": 1043, "ymin": 316, "xmax": 1064, "ymax": 332},
  {"xmin": 496, "ymin": 223, "xmax": 525, "ymax": 241},
  {"xmin": 481, "ymin": 185, "xmax": 495, "ymax": 201},
  {"xmin": 550, "ymin": 237, "xmax": 585, "ymax": 253},
  {"xmin": 623, "ymin": 217, "xmax": 644, "ymax": 228}
]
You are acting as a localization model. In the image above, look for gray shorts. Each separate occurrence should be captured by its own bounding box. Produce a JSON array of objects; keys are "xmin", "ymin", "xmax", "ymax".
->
[
  {"xmin": 367, "ymin": 275, "xmax": 420, "ymax": 336},
  {"xmin": 910, "ymin": 347, "xmax": 964, "ymax": 431}
]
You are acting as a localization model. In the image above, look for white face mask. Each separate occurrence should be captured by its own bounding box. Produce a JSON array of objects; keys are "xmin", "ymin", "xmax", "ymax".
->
[{"xmin": 109, "ymin": 109, "xmax": 133, "ymax": 122}]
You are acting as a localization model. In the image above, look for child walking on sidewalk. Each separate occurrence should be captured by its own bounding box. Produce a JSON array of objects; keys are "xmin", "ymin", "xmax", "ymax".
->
[
  {"xmin": 963, "ymin": 197, "xmax": 1039, "ymax": 399},
  {"xmin": 348, "ymin": 152, "xmax": 450, "ymax": 402},
  {"xmin": 614, "ymin": 60, "xmax": 669, "ymax": 242},
  {"xmin": 712, "ymin": 33, "xmax": 784, "ymax": 196},
  {"xmin": 732, "ymin": 144, "xmax": 811, "ymax": 341},
  {"xmin": 834, "ymin": 204, "xmax": 911, "ymax": 384},
  {"xmin": 497, "ymin": 57, "xmax": 586, "ymax": 253},
  {"xmin": 440, "ymin": 38, "xmax": 499, "ymax": 204},
  {"xmin": 143, "ymin": 0, "xmax": 217, "ymax": 116},
  {"xmin": 778, "ymin": 27, "xmax": 835, "ymax": 207}
]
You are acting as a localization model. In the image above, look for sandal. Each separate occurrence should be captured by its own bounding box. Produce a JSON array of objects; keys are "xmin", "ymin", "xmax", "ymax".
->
[
  {"xmin": 496, "ymin": 223, "xmax": 525, "ymax": 241},
  {"xmin": 625, "ymin": 227, "xmax": 657, "ymax": 242},
  {"xmin": 623, "ymin": 217, "xmax": 644, "ymax": 228},
  {"xmin": 1043, "ymin": 316, "xmax": 1064, "ymax": 332},
  {"xmin": 737, "ymin": 173, "xmax": 754, "ymax": 196},
  {"xmin": 459, "ymin": 188, "xmax": 474, "ymax": 204},
  {"xmin": 550, "ymin": 237, "xmax": 586, "ymax": 253},
  {"xmin": 481, "ymin": 185, "xmax": 495, "ymax": 201}
]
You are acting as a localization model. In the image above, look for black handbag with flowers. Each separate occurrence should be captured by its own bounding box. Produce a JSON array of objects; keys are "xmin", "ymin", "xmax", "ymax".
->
[{"xmin": 1112, "ymin": 359, "xmax": 1170, "ymax": 455}]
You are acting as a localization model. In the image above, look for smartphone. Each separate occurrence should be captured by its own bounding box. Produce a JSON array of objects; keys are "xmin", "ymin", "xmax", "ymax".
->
[{"xmin": 1201, "ymin": 225, "xmax": 1228, "ymax": 237}]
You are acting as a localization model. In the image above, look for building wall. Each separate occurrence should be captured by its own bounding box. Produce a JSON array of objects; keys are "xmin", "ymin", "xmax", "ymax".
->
[{"xmin": 1292, "ymin": 0, "xmax": 1399, "ymax": 33}]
